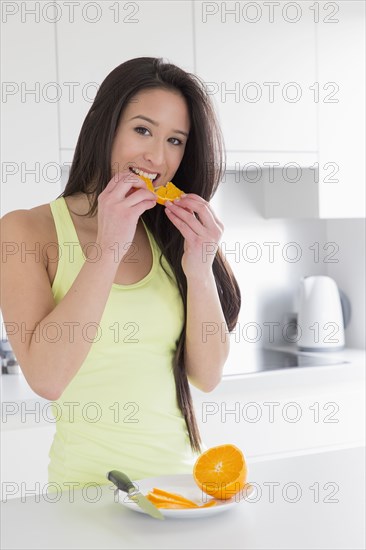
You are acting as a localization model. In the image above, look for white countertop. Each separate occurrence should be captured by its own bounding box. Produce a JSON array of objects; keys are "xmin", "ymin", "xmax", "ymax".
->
[
  {"xmin": 1, "ymin": 345, "xmax": 365, "ymax": 400},
  {"xmin": 221, "ymin": 344, "xmax": 365, "ymax": 378},
  {"xmin": 1, "ymin": 346, "xmax": 364, "ymax": 430},
  {"xmin": 1, "ymin": 445, "xmax": 365, "ymax": 550}
]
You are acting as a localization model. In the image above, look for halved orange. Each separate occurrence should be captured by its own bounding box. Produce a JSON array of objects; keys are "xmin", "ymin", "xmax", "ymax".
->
[
  {"xmin": 193, "ymin": 444, "xmax": 247, "ymax": 501},
  {"xmin": 137, "ymin": 174, "xmax": 185, "ymax": 205}
]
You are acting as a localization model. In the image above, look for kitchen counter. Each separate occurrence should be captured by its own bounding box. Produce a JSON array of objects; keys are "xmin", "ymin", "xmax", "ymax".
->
[
  {"xmin": 1, "ymin": 346, "xmax": 364, "ymax": 431},
  {"xmin": 1, "ymin": 345, "xmax": 365, "ymax": 403},
  {"xmin": 220, "ymin": 344, "xmax": 365, "ymax": 377},
  {"xmin": 1, "ymin": 445, "xmax": 365, "ymax": 550},
  {"xmin": 1, "ymin": 346, "xmax": 364, "ymax": 506}
]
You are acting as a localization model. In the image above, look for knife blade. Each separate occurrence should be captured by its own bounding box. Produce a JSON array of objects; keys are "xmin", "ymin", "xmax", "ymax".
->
[{"xmin": 107, "ymin": 470, "xmax": 165, "ymax": 520}]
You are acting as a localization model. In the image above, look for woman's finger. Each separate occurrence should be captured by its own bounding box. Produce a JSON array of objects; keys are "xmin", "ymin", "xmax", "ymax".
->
[
  {"xmin": 165, "ymin": 208, "xmax": 200, "ymax": 241},
  {"xmin": 174, "ymin": 195, "xmax": 223, "ymax": 229},
  {"xmin": 106, "ymin": 171, "xmax": 146, "ymax": 196},
  {"xmin": 170, "ymin": 198, "xmax": 217, "ymax": 230},
  {"xmin": 166, "ymin": 201, "xmax": 205, "ymax": 235}
]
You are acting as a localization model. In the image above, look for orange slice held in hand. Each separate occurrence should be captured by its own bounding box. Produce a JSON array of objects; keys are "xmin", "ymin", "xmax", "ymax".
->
[
  {"xmin": 136, "ymin": 173, "xmax": 185, "ymax": 205},
  {"xmin": 193, "ymin": 444, "xmax": 248, "ymax": 501}
]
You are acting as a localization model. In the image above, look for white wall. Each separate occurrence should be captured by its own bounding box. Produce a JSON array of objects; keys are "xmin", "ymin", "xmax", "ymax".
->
[
  {"xmin": 211, "ymin": 172, "xmax": 365, "ymax": 353},
  {"xmin": 325, "ymin": 219, "xmax": 366, "ymax": 349}
]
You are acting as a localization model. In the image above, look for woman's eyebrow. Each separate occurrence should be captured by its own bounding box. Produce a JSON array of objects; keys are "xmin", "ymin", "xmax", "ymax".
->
[{"xmin": 128, "ymin": 115, "xmax": 189, "ymax": 138}]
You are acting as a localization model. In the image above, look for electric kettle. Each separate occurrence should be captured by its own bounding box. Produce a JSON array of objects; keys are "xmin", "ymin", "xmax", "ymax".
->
[{"xmin": 296, "ymin": 276, "xmax": 351, "ymax": 352}]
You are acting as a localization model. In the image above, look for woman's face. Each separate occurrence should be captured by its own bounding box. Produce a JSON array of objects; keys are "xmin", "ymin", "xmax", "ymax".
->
[{"xmin": 111, "ymin": 88, "xmax": 190, "ymax": 187}]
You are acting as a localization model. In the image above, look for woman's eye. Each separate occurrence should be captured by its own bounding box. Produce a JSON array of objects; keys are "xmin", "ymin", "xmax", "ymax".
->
[
  {"xmin": 134, "ymin": 127, "xmax": 183, "ymax": 146},
  {"xmin": 135, "ymin": 126, "xmax": 150, "ymax": 136},
  {"xmin": 169, "ymin": 138, "xmax": 183, "ymax": 146}
]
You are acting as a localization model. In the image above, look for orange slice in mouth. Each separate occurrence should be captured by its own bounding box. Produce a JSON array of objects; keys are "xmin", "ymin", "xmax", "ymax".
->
[{"xmin": 137, "ymin": 173, "xmax": 185, "ymax": 205}]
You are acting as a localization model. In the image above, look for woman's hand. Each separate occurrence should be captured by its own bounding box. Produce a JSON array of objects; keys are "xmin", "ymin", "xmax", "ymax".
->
[
  {"xmin": 96, "ymin": 171, "xmax": 157, "ymax": 261},
  {"xmin": 164, "ymin": 194, "xmax": 224, "ymax": 280}
]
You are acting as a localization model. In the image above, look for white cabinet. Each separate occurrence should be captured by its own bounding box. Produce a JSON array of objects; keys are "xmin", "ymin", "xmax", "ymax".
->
[
  {"xmin": 1, "ymin": 424, "xmax": 55, "ymax": 501},
  {"xmin": 263, "ymin": 2, "xmax": 365, "ymax": 219},
  {"xmin": 191, "ymin": 364, "xmax": 365, "ymax": 458},
  {"xmin": 0, "ymin": 376, "xmax": 56, "ymax": 500},
  {"xmin": 2, "ymin": 2, "xmax": 362, "ymax": 220},
  {"xmin": 56, "ymin": 1, "xmax": 195, "ymax": 153},
  {"xmin": 1, "ymin": 12, "xmax": 60, "ymax": 214},
  {"xmin": 194, "ymin": 1, "xmax": 318, "ymax": 166},
  {"xmin": 195, "ymin": 1, "xmax": 365, "ymax": 219},
  {"xmin": 317, "ymin": 1, "xmax": 365, "ymax": 218}
]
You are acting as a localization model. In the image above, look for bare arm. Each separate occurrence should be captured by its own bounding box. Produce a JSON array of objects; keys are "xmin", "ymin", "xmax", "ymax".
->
[
  {"xmin": 184, "ymin": 272, "xmax": 230, "ymax": 392},
  {"xmin": 1, "ymin": 211, "xmax": 120, "ymax": 400},
  {"xmin": 0, "ymin": 172, "xmax": 157, "ymax": 400},
  {"xmin": 163, "ymin": 194, "xmax": 230, "ymax": 392}
]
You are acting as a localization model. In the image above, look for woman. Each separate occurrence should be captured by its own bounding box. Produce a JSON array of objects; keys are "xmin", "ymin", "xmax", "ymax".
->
[{"xmin": 1, "ymin": 57, "xmax": 241, "ymax": 491}]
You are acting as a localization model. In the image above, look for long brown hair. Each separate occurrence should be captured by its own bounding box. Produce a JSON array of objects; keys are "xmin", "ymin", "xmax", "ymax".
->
[{"xmin": 58, "ymin": 57, "xmax": 241, "ymax": 453}]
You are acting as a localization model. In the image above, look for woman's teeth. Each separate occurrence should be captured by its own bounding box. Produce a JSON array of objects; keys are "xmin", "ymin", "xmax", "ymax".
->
[{"xmin": 129, "ymin": 167, "xmax": 158, "ymax": 181}]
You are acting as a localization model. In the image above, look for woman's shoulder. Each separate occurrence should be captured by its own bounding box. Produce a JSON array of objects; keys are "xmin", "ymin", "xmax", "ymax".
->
[
  {"xmin": 1, "ymin": 202, "xmax": 57, "ymax": 268},
  {"xmin": 2, "ymin": 201, "xmax": 55, "ymax": 233}
]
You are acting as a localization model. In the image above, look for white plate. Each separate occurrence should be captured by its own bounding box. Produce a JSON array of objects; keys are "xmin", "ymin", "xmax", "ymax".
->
[{"xmin": 117, "ymin": 474, "xmax": 253, "ymax": 519}]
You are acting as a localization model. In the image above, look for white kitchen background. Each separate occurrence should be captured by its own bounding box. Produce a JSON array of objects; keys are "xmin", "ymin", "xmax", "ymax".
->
[
  {"xmin": 1, "ymin": 0, "xmax": 365, "ymax": 349},
  {"xmin": 1, "ymin": 0, "xmax": 365, "ymax": 515}
]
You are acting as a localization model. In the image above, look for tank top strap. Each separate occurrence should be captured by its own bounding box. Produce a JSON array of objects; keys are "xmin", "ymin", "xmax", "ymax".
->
[
  {"xmin": 49, "ymin": 196, "xmax": 83, "ymax": 245},
  {"xmin": 49, "ymin": 196, "xmax": 86, "ymax": 301}
]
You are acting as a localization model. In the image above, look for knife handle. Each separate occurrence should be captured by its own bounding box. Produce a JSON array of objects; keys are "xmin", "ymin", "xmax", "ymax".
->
[{"xmin": 107, "ymin": 470, "xmax": 136, "ymax": 494}]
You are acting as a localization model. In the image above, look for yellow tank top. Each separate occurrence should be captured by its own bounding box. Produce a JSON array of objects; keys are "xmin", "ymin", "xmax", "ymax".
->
[{"xmin": 47, "ymin": 197, "xmax": 199, "ymax": 490}]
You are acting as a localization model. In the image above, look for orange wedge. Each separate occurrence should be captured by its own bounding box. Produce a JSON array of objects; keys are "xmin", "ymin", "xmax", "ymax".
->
[
  {"xmin": 150, "ymin": 488, "xmax": 199, "ymax": 506},
  {"xmin": 150, "ymin": 501, "xmax": 217, "ymax": 509},
  {"xmin": 193, "ymin": 444, "xmax": 247, "ymax": 501},
  {"xmin": 146, "ymin": 495, "xmax": 217, "ymax": 509},
  {"xmin": 146, "ymin": 488, "xmax": 198, "ymax": 508},
  {"xmin": 137, "ymin": 174, "xmax": 185, "ymax": 205},
  {"xmin": 145, "ymin": 487, "xmax": 217, "ymax": 509},
  {"xmin": 151, "ymin": 502, "xmax": 193, "ymax": 509},
  {"xmin": 200, "ymin": 500, "xmax": 217, "ymax": 508},
  {"xmin": 146, "ymin": 492, "xmax": 198, "ymax": 508}
]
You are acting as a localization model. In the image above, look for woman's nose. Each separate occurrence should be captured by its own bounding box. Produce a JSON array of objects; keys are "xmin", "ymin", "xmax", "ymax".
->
[{"xmin": 143, "ymin": 140, "xmax": 165, "ymax": 167}]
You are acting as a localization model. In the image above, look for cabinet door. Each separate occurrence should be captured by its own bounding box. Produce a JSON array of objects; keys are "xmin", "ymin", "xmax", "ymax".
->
[
  {"xmin": 318, "ymin": 1, "xmax": 365, "ymax": 218},
  {"xmin": 194, "ymin": 1, "xmax": 317, "ymax": 164},
  {"xmin": 191, "ymin": 374, "xmax": 364, "ymax": 458},
  {"xmin": 1, "ymin": 10, "xmax": 60, "ymax": 213},
  {"xmin": 1, "ymin": 425, "xmax": 55, "ymax": 500},
  {"xmin": 56, "ymin": 0, "xmax": 195, "ymax": 152}
]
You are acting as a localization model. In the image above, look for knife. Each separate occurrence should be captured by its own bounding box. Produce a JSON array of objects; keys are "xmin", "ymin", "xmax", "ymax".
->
[{"xmin": 107, "ymin": 470, "xmax": 165, "ymax": 520}]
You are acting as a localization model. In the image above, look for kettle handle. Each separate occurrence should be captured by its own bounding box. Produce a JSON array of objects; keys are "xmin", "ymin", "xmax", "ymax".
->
[{"xmin": 339, "ymin": 289, "xmax": 351, "ymax": 329}]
